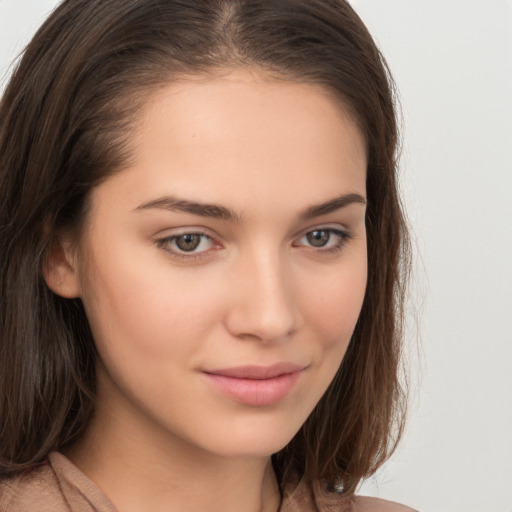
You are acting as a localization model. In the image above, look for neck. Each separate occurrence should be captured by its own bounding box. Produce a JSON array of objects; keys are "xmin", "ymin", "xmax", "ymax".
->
[{"xmin": 64, "ymin": 381, "xmax": 282, "ymax": 512}]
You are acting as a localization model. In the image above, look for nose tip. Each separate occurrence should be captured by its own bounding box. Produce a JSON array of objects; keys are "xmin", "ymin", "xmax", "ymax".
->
[
  {"xmin": 232, "ymin": 302, "xmax": 296, "ymax": 344},
  {"xmin": 224, "ymin": 257, "xmax": 300, "ymax": 344}
]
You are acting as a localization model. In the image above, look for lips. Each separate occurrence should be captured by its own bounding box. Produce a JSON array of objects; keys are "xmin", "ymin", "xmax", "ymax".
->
[{"xmin": 202, "ymin": 363, "xmax": 305, "ymax": 406}]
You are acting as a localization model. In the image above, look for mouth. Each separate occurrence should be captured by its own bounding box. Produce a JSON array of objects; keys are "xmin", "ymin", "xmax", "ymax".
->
[{"xmin": 202, "ymin": 363, "xmax": 306, "ymax": 406}]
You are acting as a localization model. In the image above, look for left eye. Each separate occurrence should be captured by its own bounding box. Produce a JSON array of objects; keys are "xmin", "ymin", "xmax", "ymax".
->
[
  {"xmin": 296, "ymin": 228, "xmax": 348, "ymax": 249},
  {"xmin": 162, "ymin": 233, "xmax": 214, "ymax": 253}
]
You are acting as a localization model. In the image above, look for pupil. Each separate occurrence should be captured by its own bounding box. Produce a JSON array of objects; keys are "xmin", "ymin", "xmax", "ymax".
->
[
  {"xmin": 176, "ymin": 234, "xmax": 201, "ymax": 251},
  {"xmin": 307, "ymin": 230, "xmax": 330, "ymax": 247}
]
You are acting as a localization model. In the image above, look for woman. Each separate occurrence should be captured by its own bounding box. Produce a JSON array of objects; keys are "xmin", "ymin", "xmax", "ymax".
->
[{"xmin": 0, "ymin": 0, "xmax": 414, "ymax": 510}]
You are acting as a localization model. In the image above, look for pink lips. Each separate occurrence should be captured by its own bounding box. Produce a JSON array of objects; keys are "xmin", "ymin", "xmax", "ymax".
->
[{"xmin": 203, "ymin": 362, "xmax": 305, "ymax": 406}]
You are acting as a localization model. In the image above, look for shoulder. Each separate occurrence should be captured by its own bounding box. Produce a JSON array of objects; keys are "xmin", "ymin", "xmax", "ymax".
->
[
  {"xmin": 352, "ymin": 495, "xmax": 419, "ymax": 512},
  {"xmin": 281, "ymin": 477, "xmax": 418, "ymax": 512},
  {"xmin": 0, "ymin": 463, "xmax": 69, "ymax": 512}
]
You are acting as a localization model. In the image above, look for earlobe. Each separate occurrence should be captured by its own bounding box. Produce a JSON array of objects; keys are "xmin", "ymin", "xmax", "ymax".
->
[{"xmin": 42, "ymin": 239, "xmax": 81, "ymax": 299}]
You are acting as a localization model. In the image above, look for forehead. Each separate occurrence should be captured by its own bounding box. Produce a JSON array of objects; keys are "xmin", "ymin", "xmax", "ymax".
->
[
  {"xmin": 90, "ymin": 69, "xmax": 367, "ymax": 218},
  {"xmin": 136, "ymin": 69, "xmax": 365, "ymax": 161}
]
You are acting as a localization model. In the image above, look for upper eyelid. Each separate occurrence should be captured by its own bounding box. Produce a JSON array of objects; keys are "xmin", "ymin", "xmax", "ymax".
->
[
  {"xmin": 300, "ymin": 227, "xmax": 349, "ymax": 237},
  {"xmin": 154, "ymin": 226, "xmax": 217, "ymax": 240},
  {"xmin": 295, "ymin": 227, "xmax": 350, "ymax": 244},
  {"xmin": 294, "ymin": 223, "xmax": 351, "ymax": 239},
  {"xmin": 161, "ymin": 232, "xmax": 216, "ymax": 247}
]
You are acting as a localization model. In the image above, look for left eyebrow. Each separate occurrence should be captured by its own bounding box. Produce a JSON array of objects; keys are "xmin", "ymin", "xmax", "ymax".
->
[{"xmin": 300, "ymin": 193, "xmax": 366, "ymax": 220}]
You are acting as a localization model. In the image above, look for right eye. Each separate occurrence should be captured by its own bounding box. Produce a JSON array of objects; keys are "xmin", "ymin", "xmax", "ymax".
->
[{"xmin": 157, "ymin": 232, "xmax": 216, "ymax": 258}]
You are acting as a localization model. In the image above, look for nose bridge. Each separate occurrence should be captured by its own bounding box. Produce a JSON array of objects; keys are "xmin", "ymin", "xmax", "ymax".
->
[{"xmin": 226, "ymin": 243, "xmax": 299, "ymax": 343}]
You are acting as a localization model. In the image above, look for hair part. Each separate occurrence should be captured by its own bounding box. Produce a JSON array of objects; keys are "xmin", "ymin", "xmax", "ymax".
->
[{"xmin": 0, "ymin": 0, "xmax": 410, "ymax": 495}]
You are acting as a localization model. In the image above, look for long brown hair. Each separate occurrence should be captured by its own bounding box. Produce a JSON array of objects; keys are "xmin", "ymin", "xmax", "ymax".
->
[{"xmin": 0, "ymin": 0, "xmax": 409, "ymax": 495}]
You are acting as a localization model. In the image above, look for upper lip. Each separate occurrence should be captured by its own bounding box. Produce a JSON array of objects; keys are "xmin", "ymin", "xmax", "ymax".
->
[{"xmin": 204, "ymin": 362, "xmax": 306, "ymax": 380}]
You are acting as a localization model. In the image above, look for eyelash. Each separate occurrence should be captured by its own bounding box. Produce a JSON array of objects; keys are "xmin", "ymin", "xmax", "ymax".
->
[
  {"xmin": 293, "ymin": 228, "xmax": 351, "ymax": 255},
  {"xmin": 156, "ymin": 228, "xmax": 352, "ymax": 261},
  {"xmin": 155, "ymin": 232, "xmax": 217, "ymax": 262}
]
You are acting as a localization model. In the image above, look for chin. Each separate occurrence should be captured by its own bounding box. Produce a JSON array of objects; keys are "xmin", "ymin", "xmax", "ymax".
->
[{"xmin": 188, "ymin": 413, "xmax": 304, "ymax": 459}]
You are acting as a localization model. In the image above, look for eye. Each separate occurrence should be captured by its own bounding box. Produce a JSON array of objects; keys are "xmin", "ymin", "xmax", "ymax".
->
[
  {"xmin": 157, "ymin": 232, "xmax": 215, "ymax": 257},
  {"xmin": 305, "ymin": 230, "xmax": 331, "ymax": 247},
  {"xmin": 173, "ymin": 233, "xmax": 209, "ymax": 252},
  {"xmin": 295, "ymin": 228, "xmax": 350, "ymax": 252}
]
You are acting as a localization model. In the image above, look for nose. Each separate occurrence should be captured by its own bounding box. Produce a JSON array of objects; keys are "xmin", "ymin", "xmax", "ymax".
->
[{"xmin": 224, "ymin": 248, "xmax": 301, "ymax": 344}]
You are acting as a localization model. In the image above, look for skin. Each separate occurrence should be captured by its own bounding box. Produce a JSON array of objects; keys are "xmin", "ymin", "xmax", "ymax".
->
[{"xmin": 46, "ymin": 68, "xmax": 368, "ymax": 512}]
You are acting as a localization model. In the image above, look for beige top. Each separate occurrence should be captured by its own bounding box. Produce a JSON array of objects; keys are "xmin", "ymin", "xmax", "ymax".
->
[{"xmin": 0, "ymin": 453, "xmax": 417, "ymax": 512}]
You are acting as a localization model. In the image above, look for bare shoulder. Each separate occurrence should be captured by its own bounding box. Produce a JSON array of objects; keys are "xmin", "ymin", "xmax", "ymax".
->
[{"xmin": 352, "ymin": 495, "xmax": 419, "ymax": 512}]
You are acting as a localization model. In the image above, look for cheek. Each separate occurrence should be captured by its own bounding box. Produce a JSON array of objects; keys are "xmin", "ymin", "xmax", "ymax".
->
[
  {"xmin": 301, "ymin": 256, "xmax": 367, "ymax": 349},
  {"xmin": 285, "ymin": 252, "xmax": 367, "ymax": 425},
  {"xmin": 80, "ymin": 230, "xmax": 366, "ymax": 370},
  {"xmin": 79, "ymin": 246, "xmax": 224, "ymax": 366}
]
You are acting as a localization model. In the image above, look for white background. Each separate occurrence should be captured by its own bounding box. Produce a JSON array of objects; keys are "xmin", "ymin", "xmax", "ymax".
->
[{"xmin": 1, "ymin": 1, "xmax": 511, "ymax": 511}]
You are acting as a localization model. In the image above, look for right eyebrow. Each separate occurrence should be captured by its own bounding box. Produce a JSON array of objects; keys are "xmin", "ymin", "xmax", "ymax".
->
[{"xmin": 133, "ymin": 196, "xmax": 242, "ymax": 222}]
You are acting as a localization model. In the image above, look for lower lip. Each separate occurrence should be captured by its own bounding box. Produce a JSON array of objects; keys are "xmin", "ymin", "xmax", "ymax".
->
[{"xmin": 203, "ymin": 371, "xmax": 302, "ymax": 406}]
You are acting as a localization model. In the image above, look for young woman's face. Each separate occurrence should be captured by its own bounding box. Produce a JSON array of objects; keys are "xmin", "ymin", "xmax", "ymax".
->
[{"xmin": 67, "ymin": 69, "xmax": 367, "ymax": 459}]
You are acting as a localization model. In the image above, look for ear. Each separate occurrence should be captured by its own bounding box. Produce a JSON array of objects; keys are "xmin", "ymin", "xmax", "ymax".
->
[{"xmin": 42, "ymin": 238, "xmax": 81, "ymax": 298}]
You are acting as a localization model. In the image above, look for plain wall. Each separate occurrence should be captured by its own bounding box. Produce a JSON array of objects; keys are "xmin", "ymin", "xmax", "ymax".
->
[
  {"xmin": 1, "ymin": 1, "xmax": 511, "ymax": 511},
  {"xmin": 351, "ymin": 2, "xmax": 512, "ymax": 512}
]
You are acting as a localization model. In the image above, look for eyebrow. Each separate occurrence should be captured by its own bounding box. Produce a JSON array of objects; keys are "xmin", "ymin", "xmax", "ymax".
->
[
  {"xmin": 300, "ymin": 192, "xmax": 366, "ymax": 220},
  {"xmin": 134, "ymin": 192, "xmax": 366, "ymax": 222},
  {"xmin": 134, "ymin": 196, "xmax": 240, "ymax": 221}
]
